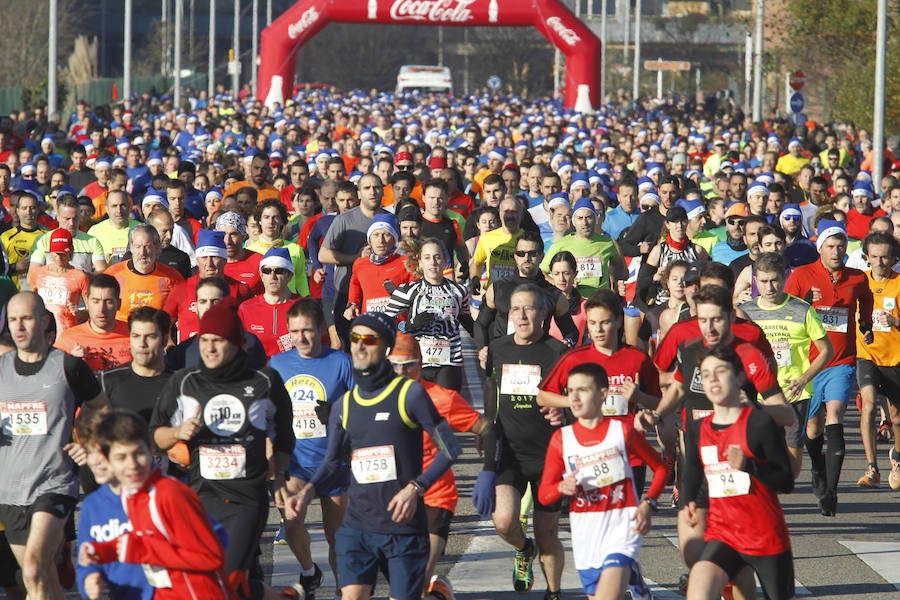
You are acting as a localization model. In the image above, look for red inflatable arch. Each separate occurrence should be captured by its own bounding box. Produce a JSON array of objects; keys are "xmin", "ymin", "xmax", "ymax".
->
[{"xmin": 258, "ymin": 0, "xmax": 601, "ymax": 110}]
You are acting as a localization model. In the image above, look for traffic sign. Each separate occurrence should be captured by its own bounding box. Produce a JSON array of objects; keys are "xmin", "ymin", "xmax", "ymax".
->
[
  {"xmin": 789, "ymin": 70, "xmax": 806, "ymax": 91},
  {"xmin": 643, "ymin": 60, "xmax": 691, "ymax": 72},
  {"xmin": 487, "ymin": 76, "xmax": 501, "ymax": 90},
  {"xmin": 790, "ymin": 92, "xmax": 805, "ymax": 113}
]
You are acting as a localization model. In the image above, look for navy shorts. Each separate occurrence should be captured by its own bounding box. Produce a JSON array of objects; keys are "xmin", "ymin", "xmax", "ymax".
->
[
  {"xmin": 289, "ymin": 463, "xmax": 351, "ymax": 497},
  {"xmin": 335, "ymin": 523, "xmax": 428, "ymax": 600}
]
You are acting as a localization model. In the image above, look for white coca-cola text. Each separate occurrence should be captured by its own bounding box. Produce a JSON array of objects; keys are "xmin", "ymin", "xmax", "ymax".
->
[
  {"xmin": 389, "ymin": 0, "xmax": 475, "ymax": 23},
  {"xmin": 546, "ymin": 16, "xmax": 581, "ymax": 46},
  {"xmin": 287, "ymin": 7, "xmax": 320, "ymax": 40}
]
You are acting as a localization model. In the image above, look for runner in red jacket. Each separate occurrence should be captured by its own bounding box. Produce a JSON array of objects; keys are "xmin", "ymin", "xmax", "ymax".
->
[{"xmin": 78, "ymin": 410, "xmax": 235, "ymax": 600}]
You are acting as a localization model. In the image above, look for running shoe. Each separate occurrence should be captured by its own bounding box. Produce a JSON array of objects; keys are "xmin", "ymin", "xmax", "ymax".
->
[
  {"xmin": 819, "ymin": 492, "xmax": 837, "ymax": 517},
  {"xmin": 299, "ymin": 563, "xmax": 323, "ymax": 595},
  {"xmin": 628, "ymin": 560, "xmax": 653, "ymax": 600},
  {"xmin": 428, "ymin": 574, "xmax": 456, "ymax": 600},
  {"xmin": 670, "ymin": 485, "xmax": 679, "ymax": 508},
  {"xmin": 857, "ymin": 464, "xmax": 880, "ymax": 488},
  {"xmin": 279, "ymin": 584, "xmax": 306, "ymax": 599},
  {"xmin": 273, "ymin": 519, "xmax": 288, "ymax": 545},
  {"xmin": 810, "ymin": 467, "xmax": 826, "ymax": 499},
  {"xmin": 878, "ymin": 420, "xmax": 893, "ymax": 443},
  {"xmin": 543, "ymin": 591, "xmax": 562, "ymax": 600},
  {"xmin": 513, "ymin": 537, "xmax": 536, "ymax": 593},
  {"xmin": 889, "ymin": 448, "xmax": 900, "ymax": 490}
]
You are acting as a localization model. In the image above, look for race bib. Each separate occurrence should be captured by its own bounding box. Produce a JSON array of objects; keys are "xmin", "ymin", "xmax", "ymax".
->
[
  {"xmin": 276, "ymin": 332, "xmax": 295, "ymax": 352},
  {"xmin": 574, "ymin": 446, "xmax": 627, "ymax": 490},
  {"xmin": 817, "ymin": 306, "xmax": 848, "ymax": 333},
  {"xmin": 1, "ymin": 401, "xmax": 48, "ymax": 436},
  {"xmin": 292, "ymin": 405, "xmax": 326, "ymax": 439},
  {"xmin": 602, "ymin": 393, "xmax": 629, "ymax": 416},
  {"xmin": 421, "ymin": 338, "xmax": 451, "ymax": 365},
  {"xmin": 872, "ymin": 309, "xmax": 892, "ymax": 333},
  {"xmin": 490, "ymin": 263, "xmax": 516, "ymax": 282},
  {"xmin": 704, "ymin": 463, "xmax": 751, "ymax": 498},
  {"xmin": 142, "ymin": 564, "xmax": 172, "ymax": 588},
  {"xmin": 366, "ymin": 296, "xmax": 391, "ymax": 312},
  {"xmin": 691, "ymin": 409, "xmax": 714, "ymax": 422},
  {"xmin": 500, "ymin": 364, "xmax": 542, "ymax": 397},
  {"xmin": 771, "ymin": 339, "xmax": 791, "ymax": 368},
  {"xmin": 351, "ymin": 445, "xmax": 397, "ymax": 484},
  {"xmin": 198, "ymin": 445, "xmax": 247, "ymax": 480},
  {"xmin": 38, "ymin": 285, "xmax": 68, "ymax": 307},
  {"xmin": 576, "ymin": 256, "xmax": 603, "ymax": 279}
]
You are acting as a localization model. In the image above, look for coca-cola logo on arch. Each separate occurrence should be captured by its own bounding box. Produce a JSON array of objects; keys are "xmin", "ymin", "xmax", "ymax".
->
[
  {"xmin": 388, "ymin": 0, "xmax": 476, "ymax": 23},
  {"xmin": 287, "ymin": 6, "xmax": 320, "ymax": 40},
  {"xmin": 546, "ymin": 15, "xmax": 581, "ymax": 46}
]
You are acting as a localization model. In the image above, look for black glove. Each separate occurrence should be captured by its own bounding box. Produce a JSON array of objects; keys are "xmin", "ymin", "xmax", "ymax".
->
[
  {"xmin": 314, "ymin": 401, "xmax": 331, "ymax": 426},
  {"xmin": 407, "ymin": 311, "xmax": 437, "ymax": 334},
  {"xmin": 469, "ymin": 277, "xmax": 481, "ymax": 296},
  {"xmin": 383, "ymin": 279, "xmax": 398, "ymax": 294}
]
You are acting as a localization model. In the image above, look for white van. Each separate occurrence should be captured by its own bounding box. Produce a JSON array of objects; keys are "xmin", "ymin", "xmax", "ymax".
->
[{"xmin": 395, "ymin": 65, "xmax": 453, "ymax": 95}]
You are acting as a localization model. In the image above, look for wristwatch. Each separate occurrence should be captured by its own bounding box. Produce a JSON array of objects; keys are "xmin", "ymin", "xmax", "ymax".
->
[
  {"xmin": 409, "ymin": 479, "xmax": 426, "ymax": 496},
  {"xmin": 640, "ymin": 495, "xmax": 658, "ymax": 511}
]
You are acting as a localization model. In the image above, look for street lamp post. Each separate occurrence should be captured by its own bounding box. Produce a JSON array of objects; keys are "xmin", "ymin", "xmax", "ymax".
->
[
  {"xmin": 632, "ymin": 0, "xmax": 642, "ymax": 101},
  {"xmin": 251, "ymin": 0, "xmax": 258, "ymax": 95},
  {"xmin": 124, "ymin": 0, "xmax": 132, "ymax": 108},
  {"xmin": 752, "ymin": 0, "xmax": 764, "ymax": 122},
  {"xmin": 174, "ymin": 0, "xmax": 183, "ymax": 107},
  {"xmin": 232, "ymin": 0, "xmax": 240, "ymax": 95},
  {"xmin": 209, "ymin": 0, "xmax": 216, "ymax": 98},
  {"xmin": 48, "ymin": 0, "xmax": 58, "ymax": 118},
  {"xmin": 600, "ymin": 0, "xmax": 607, "ymax": 104},
  {"xmin": 873, "ymin": 0, "xmax": 887, "ymax": 192}
]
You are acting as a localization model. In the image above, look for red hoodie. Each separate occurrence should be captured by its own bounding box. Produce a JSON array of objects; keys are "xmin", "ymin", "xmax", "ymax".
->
[{"xmin": 90, "ymin": 468, "xmax": 235, "ymax": 600}]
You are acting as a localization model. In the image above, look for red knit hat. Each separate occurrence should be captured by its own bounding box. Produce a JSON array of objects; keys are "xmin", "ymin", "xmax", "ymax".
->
[{"xmin": 198, "ymin": 297, "xmax": 244, "ymax": 347}]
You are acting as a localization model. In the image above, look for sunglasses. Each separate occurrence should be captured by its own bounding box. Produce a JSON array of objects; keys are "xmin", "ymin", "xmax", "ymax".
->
[
  {"xmin": 727, "ymin": 218, "xmax": 745, "ymax": 227},
  {"xmin": 782, "ymin": 215, "xmax": 801, "ymax": 221},
  {"xmin": 349, "ymin": 331, "xmax": 381, "ymax": 346},
  {"xmin": 515, "ymin": 249, "xmax": 541, "ymax": 258},
  {"xmin": 640, "ymin": 204, "xmax": 654, "ymax": 211},
  {"xmin": 395, "ymin": 164, "xmax": 412, "ymax": 171},
  {"xmin": 261, "ymin": 267, "xmax": 290, "ymax": 276}
]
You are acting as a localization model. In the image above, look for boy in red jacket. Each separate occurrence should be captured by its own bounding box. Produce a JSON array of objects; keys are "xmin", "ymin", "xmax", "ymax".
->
[{"xmin": 78, "ymin": 410, "xmax": 235, "ymax": 600}]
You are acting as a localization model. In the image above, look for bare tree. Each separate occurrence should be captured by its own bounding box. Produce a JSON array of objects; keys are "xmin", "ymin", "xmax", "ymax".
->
[{"xmin": 0, "ymin": 0, "xmax": 88, "ymax": 89}]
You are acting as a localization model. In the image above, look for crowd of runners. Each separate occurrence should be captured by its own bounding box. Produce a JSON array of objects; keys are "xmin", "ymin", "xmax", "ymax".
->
[{"xmin": 0, "ymin": 81, "xmax": 898, "ymax": 600}]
